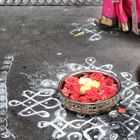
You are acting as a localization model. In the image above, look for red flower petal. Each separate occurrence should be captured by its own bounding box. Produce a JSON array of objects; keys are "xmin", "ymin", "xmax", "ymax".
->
[{"xmin": 62, "ymin": 72, "xmax": 119, "ymax": 103}]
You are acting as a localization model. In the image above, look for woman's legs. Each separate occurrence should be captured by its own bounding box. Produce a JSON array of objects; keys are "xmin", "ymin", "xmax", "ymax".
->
[
  {"xmin": 115, "ymin": 0, "xmax": 131, "ymax": 31},
  {"xmin": 100, "ymin": 0, "xmax": 117, "ymax": 27},
  {"xmin": 98, "ymin": 0, "xmax": 132, "ymax": 32}
]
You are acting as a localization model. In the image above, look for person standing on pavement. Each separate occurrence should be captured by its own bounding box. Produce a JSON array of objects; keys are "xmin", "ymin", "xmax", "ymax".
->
[{"xmin": 95, "ymin": 0, "xmax": 140, "ymax": 35}]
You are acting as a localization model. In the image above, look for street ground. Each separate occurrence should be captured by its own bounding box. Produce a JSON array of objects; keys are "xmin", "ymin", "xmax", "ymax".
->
[{"xmin": 0, "ymin": 6, "xmax": 140, "ymax": 140}]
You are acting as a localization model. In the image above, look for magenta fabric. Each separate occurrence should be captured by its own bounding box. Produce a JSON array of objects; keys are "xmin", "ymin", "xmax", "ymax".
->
[
  {"xmin": 102, "ymin": 0, "xmax": 140, "ymax": 24},
  {"xmin": 136, "ymin": 0, "xmax": 140, "ymax": 23},
  {"xmin": 102, "ymin": 0, "xmax": 117, "ymax": 19}
]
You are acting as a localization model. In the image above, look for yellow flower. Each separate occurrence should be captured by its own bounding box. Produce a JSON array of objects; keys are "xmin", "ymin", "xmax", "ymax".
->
[
  {"xmin": 91, "ymin": 80, "xmax": 100, "ymax": 88},
  {"xmin": 80, "ymin": 85, "xmax": 92, "ymax": 92},
  {"xmin": 79, "ymin": 78, "xmax": 93, "ymax": 85},
  {"xmin": 79, "ymin": 77, "xmax": 100, "ymax": 92}
]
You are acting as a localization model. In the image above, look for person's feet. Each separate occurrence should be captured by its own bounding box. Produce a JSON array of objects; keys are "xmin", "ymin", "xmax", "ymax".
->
[
  {"xmin": 94, "ymin": 18, "xmax": 117, "ymax": 29},
  {"xmin": 94, "ymin": 17, "xmax": 132, "ymax": 33}
]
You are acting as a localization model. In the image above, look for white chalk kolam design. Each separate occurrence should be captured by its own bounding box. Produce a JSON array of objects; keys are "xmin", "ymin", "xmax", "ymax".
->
[
  {"xmin": 9, "ymin": 57, "xmax": 139, "ymax": 140},
  {"xmin": 0, "ymin": 55, "xmax": 15, "ymax": 140},
  {"xmin": 70, "ymin": 18, "xmax": 119, "ymax": 42}
]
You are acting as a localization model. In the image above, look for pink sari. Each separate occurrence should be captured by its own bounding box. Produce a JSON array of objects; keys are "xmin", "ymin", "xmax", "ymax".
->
[{"xmin": 100, "ymin": 0, "xmax": 140, "ymax": 34}]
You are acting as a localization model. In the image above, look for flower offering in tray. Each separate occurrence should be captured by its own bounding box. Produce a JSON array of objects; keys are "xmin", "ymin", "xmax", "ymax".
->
[{"xmin": 58, "ymin": 71, "xmax": 121, "ymax": 115}]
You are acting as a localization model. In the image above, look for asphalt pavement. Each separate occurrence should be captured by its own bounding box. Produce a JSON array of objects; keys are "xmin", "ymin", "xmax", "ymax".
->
[{"xmin": 0, "ymin": 6, "xmax": 140, "ymax": 140}]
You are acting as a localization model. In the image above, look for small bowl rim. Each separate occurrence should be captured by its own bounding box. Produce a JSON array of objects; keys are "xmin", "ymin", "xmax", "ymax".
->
[{"xmin": 58, "ymin": 70, "xmax": 121, "ymax": 105}]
